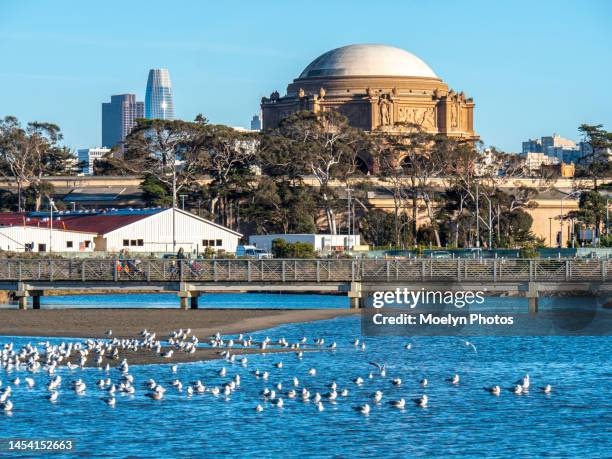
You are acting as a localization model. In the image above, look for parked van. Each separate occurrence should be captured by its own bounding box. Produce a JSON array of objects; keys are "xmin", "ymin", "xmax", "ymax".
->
[{"xmin": 236, "ymin": 245, "xmax": 272, "ymax": 259}]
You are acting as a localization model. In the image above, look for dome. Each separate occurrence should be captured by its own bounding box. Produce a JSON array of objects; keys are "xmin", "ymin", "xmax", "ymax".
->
[{"xmin": 298, "ymin": 44, "xmax": 437, "ymax": 79}]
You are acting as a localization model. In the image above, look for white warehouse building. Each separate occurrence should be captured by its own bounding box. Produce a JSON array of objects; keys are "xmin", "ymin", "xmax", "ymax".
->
[
  {"xmin": 0, "ymin": 208, "xmax": 242, "ymax": 255},
  {"xmin": 249, "ymin": 234, "xmax": 360, "ymax": 253}
]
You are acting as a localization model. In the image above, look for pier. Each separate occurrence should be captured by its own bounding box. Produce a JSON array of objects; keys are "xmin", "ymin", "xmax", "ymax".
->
[{"xmin": 1, "ymin": 258, "xmax": 611, "ymax": 311}]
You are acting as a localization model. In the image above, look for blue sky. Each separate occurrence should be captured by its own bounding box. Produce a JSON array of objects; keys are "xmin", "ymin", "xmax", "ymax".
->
[{"xmin": 0, "ymin": 0, "xmax": 610, "ymax": 152}]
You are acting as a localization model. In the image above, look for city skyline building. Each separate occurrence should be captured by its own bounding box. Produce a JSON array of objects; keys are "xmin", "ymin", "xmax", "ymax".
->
[
  {"xmin": 101, "ymin": 94, "xmax": 144, "ymax": 149},
  {"xmin": 250, "ymin": 114, "xmax": 261, "ymax": 131},
  {"xmin": 145, "ymin": 68, "xmax": 175, "ymax": 120},
  {"xmin": 77, "ymin": 147, "xmax": 111, "ymax": 175}
]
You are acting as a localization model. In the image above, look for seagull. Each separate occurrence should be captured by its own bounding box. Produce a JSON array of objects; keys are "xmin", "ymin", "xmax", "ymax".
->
[
  {"xmin": 272, "ymin": 398, "xmax": 284, "ymax": 408},
  {"xmin": 218, "ymin": 367, "xmax": 227, "ymax": 377},
  {"xmin": 274, "ymin": 362, "xmax": 283, "ymax": 369},
  {"xmin": 404, "ymin": 343, "xmax": 412, "ymax": 350},
  {"xmin": 541, "ymin": 384, "xmax": 552, "ymax": 394},
  {"xmin": 464, "ymin": 341, "xmax": 477, "ymax": 353},
  {"xmin": 356, "ymin": 403, "xmax": 371, "ymax": 415},
  {"xmin": 372, "ymin": 391, "xmax": 383, "ymax": 403},
  {"xmin": 369, "ymin": 362, "xmax": 386, "ymax": 377},
  {"xmin": 420, "ymin": 378, "xmax": 428, "ymax": 387},
  {"xmin": 105, "ymin": 330, "xmax": 113, "ymax": 337},
  {"xmin": 353, "ymin": 377, "xmax": 364, "ymax": 385},
  {"xmin": 48, "ymin": 391, "xmax": 59, "ymax": 402},
  {"xmin": 392, "ymin": 378, "xmax": 402, "ymax": 386},
  {"xmin": 485, "ymin": 385, "xmax": 501, "ymax": 396},
  {"xmin": 413, "ymin": 395, "xmax": 428, "ymax": 407},
  {"xmin": 448, "ymin": 374, "xmax": 460, "ymax": 385},
  {"xmin": 24, "ymin": 378, "xmax": 35, "ymax": 389},
  {"xmin": 308, "ymin": 368, "xmax": 316, "ymax": 376},
  {"xmin": 512, "ymin": 384, "xmax": 523, "ymax": 395},
  {"xmin": 255, "ymin": 404, "xmax": 263, "ymax": 412},
  {"xmin": 105, "ymin": 397, "xmax": 116, "ymax": 407},
  {"xmin": 2, "ymin": 399, "xmax": 13, "ymax": 412},
  {"xmin": 520, "ymin": 374, "xmax": 530, "ymax": 390},
  {"xmin": 391, "ymin": 398, "xmax": 406, "ymax": 409},
  {"xmin": 171, "ymin": 365, "xmax": 178, "ymax": 373},
  {"xmin": 316, "ymin": 401, "xmax": 324, "ymax": 412}
]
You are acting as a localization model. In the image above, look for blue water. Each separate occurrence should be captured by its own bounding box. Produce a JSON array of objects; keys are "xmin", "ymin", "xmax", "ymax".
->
[
  {"xmin": 0, "ymin": 293, "xmax": 348, "ymax": 309},
  {"xmin": 1, "ymin": 295, "xmax": 611, "ymax": 458}
]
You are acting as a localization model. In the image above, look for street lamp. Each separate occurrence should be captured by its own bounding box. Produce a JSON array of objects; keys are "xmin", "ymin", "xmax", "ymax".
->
[{"xmin": 179, "ymin": 194, "xmax": 187, "ymax": 210}]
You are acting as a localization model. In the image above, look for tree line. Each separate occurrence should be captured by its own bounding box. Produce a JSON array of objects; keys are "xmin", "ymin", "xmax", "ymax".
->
[{"xmin": 1, "ymin": 113, "xmax": 611, "ymax": 249}]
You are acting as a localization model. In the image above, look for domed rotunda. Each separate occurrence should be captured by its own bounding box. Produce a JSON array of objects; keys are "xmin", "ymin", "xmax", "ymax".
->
[{"xmin": 261, "ymin": 44, "xmax": 477, "ymax": 140}]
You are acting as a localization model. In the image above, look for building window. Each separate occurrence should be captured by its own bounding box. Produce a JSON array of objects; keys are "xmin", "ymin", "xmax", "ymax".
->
[
  {"xmin": 84, "ymin": 241, "xmax": 91, "ymax": 248},
  {"xmin": 38, "ymin": 243, "xmax": 46, "ymax": 252},
  {"xmin": 216, "ymin": 239, "xmax": 222, "ymax": 246},
  {"xmin": 66, "ymin": 241, "xmax": 73, "ymax": 248},
  {"xmin": 123, "ymin": 239, "xmax": 129, "ymax": 246},
  {"xmin": 137, "ymin": 239, "xmax": 144, "ymax": 246},
  {"xmin": 130, "ymin": 240, "xmax": 138, "ymax": 246}
]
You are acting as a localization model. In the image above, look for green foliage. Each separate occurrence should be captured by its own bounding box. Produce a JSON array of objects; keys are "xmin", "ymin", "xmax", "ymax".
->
[
  {"xmin": 576, "ymin": 124, "xmax": 612, "ymax": 182},
  {"xmin": 359, "ymin": 209, "xmax": 395, "ymax": 247},
  {"xmin": 141, "ymin": 174, "xmax": 172, "ymax": 206},
  {"xmin": 271, "ymin": 239, "xmax": 316, "ymax": 258}
]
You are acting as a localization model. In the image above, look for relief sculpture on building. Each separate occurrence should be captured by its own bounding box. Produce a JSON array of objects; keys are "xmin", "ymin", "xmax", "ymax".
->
[{"xmin": 397, "ymin": 106, "xmax": 436, "ymax": 129}]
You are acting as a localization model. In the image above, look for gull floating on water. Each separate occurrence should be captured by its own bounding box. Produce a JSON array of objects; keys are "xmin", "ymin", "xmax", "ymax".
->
[
  {"xmin": 391, "ymin": 398, "xmax": 406, "ymax": 409},
  {"xmin": 420, "ymin": 378, "xmax": 428, "ymax": 387},
  {"xmin": 541, "ymin": 384, "xmax": 552, "ymax": 394},
  {"xmin": 485, "ymin": 385, "xmax": 501, "ymax": 396},
  {"xmin": 413, "ymin": 395, "xmax": 428, "ymax": 407}
]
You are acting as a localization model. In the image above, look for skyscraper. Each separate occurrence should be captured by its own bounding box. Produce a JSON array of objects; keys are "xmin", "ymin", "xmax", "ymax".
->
[
  {"xmin": 101, "ymin": 94, "xmax": 144, "ymax": 149},
  {"xmin": 250, "ymin": 114, "xmax": 262, "ymax": 131},
  {"xmin": 145, "ymin": 68, "xmax": 175, "ymax": 120}
]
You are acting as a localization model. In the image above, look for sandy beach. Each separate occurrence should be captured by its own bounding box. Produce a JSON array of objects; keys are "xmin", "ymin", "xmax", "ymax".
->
[{"xmin": 0, "ymin": 308, "xmax": 359, "ymax": 365}]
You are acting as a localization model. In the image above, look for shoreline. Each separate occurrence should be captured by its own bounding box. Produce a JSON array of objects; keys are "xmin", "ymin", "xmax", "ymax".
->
[{"xmin": 0, "ymin": 308, "xmax": 359, "ymax": 365}]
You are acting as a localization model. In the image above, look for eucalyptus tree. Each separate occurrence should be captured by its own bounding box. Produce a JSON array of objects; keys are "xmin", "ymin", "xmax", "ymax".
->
[
  {"xmin": 259, "ymin": 110, "xmax": 366, "ymax": 234},
  {"xmin": 0, "ymin": 116, "xmax": 76, "ymax": 211}
]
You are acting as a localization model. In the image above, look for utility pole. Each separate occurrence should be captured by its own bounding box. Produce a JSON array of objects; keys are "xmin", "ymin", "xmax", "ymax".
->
[
  {"xmin": 475, "ymin": 181, "xmax": 480, "ymax": 248},
  {"xmin": 49, "ymin": 197, "xmax": 54, "ymax": 253}
]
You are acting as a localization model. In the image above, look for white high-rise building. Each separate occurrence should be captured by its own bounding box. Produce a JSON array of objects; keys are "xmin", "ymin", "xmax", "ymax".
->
[{"xmin": 77, "ymin": 147, "xmax": 111, "ymax": 175}]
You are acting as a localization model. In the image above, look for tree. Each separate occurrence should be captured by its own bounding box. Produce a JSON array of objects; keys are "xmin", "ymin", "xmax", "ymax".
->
[
  {"xmin": 375, "ymin": 125, "xmax": 448, "ymax": 246},
  {"xmin": 271, "ymin": 239, "xmax": 315, "ymax": 258},
  {"xmin": 244, "ymin": 178, "xmax": 316, "ymax": 234},
  {"xmin": 141, "ymin": 174, "xmax": 173, "ymax": 206},
  {"xmin": 568, "ymin": 190, "xmax": 607, "ymax": 242},
  {"xmin": 0, "ymin": 116, "xmax": 76, "ymax": 211},
  {"xmin": 359, "ymin": 209, "xmax": 395, "ymax": 247},
  {"xmin": 122, "ymin": 119, "xmax": 207, "ymax": 209},
  {"xmin": 576, "ymin": 124, "xmax": 612, "ymax": 187},
  {"xmin": 196, "ymin": 124, "xmax": 258, "ymax": 228},
  {"xmin": 260, "ymin": 111, "xmax": 366, "ymax": 234}
]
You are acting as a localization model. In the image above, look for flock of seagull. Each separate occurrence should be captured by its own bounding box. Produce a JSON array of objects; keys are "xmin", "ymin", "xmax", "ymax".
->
[{"xmin": 0, "ymin": 328, "xmax": 554, "ymax": 417}]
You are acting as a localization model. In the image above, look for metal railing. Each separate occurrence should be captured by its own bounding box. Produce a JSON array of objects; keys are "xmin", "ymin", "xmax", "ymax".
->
[{"xmin": 0, "ymin": 258, "xmax": 610, "ymax": 283}]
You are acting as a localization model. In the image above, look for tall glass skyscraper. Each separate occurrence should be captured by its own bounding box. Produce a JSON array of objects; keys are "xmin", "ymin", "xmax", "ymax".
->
[
  {"xmin": 145, "ymin": 68, "xmax": 175, "ymax": 120},
  {"xmin": 102, "ymin": 94, "xmax": 144, "ymax": 148}
]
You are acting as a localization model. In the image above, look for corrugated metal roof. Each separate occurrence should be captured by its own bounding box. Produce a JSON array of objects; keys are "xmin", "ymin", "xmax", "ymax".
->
[{"xmin": 0, "ymin": 209, "xmax": 163, "ymax": 234}]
